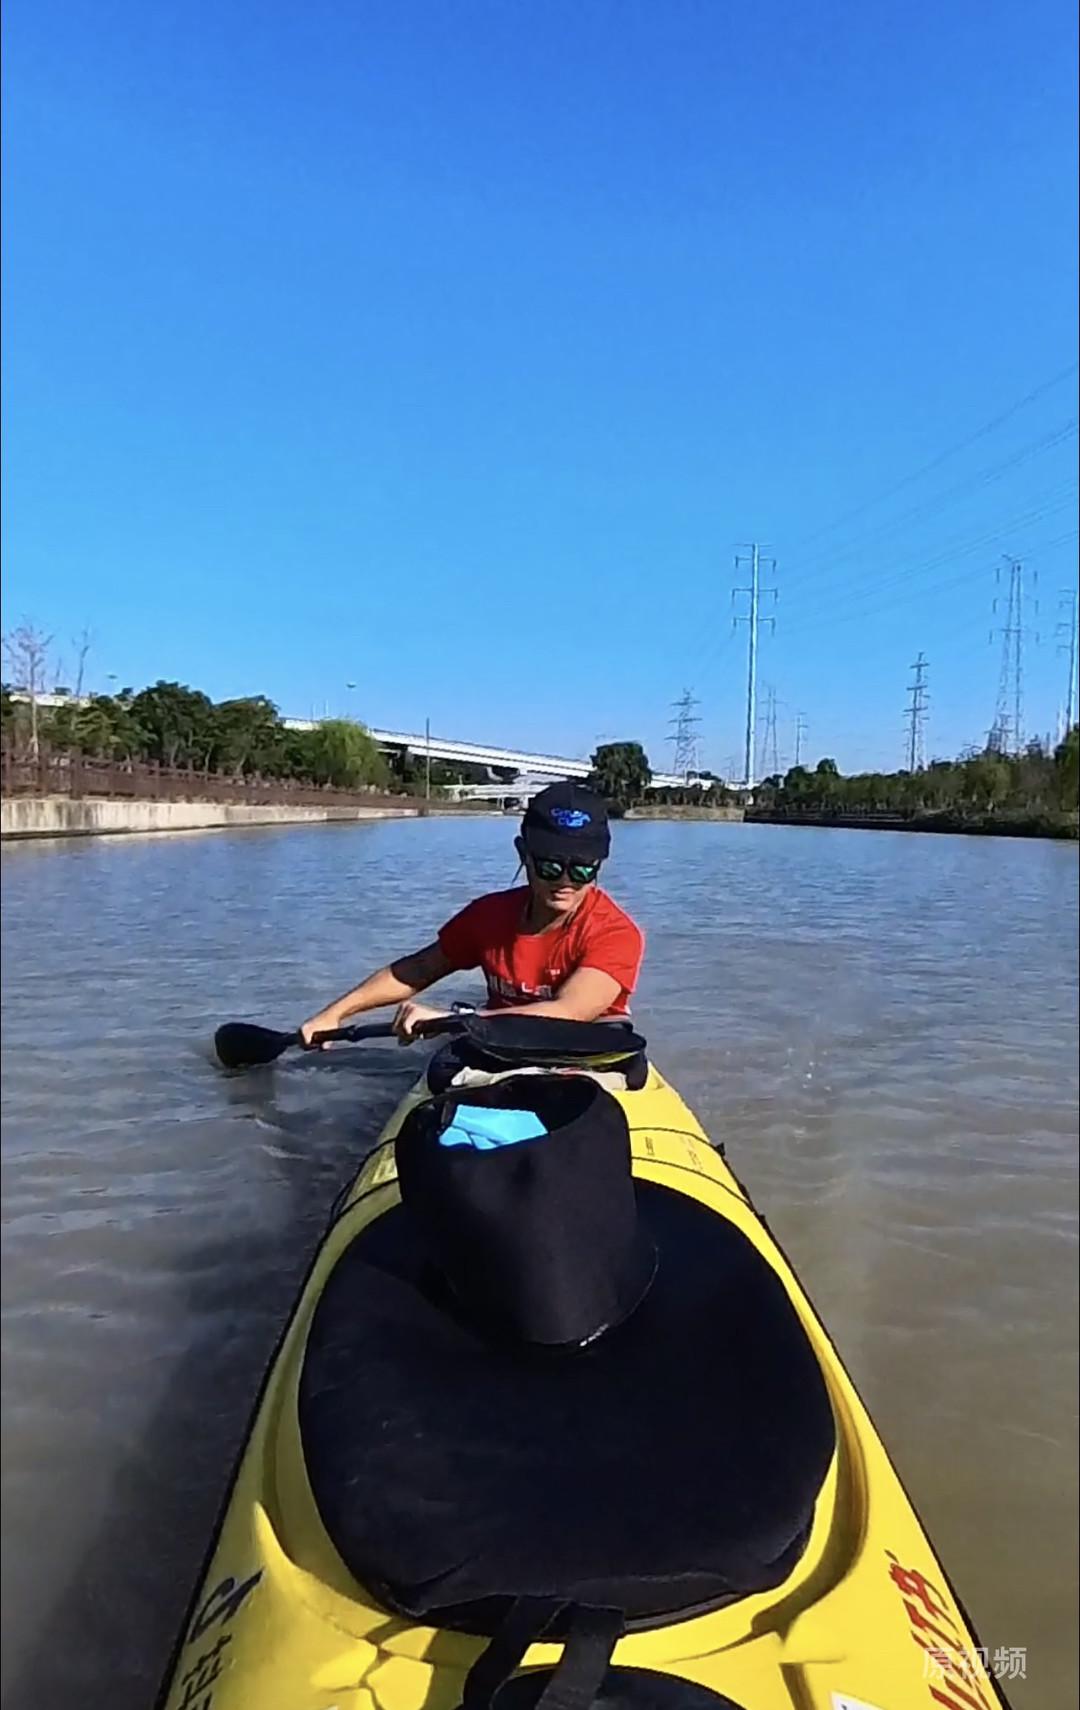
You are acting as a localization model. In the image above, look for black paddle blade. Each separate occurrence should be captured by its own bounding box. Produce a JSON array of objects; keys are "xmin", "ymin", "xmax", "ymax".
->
[{"xmin": 214, "ymin": 1022, "xmax": 298, "ymax": 1069}]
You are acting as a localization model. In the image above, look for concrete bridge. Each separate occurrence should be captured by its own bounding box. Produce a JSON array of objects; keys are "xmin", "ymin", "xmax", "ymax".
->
[
  {"xmin": 284, "ymin": 719, "xmax": 683, "ymax": 789},
  {"xmin": 283, "ymin": 720, "xmax": 598, "ymax": 781}
]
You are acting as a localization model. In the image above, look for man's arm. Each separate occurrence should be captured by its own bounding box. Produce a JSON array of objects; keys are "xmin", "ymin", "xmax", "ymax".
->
[
  {"xmin": 395, "ymin": 965, "xmax": 622, "ymax": 1039},
  {"xmin": 481, "ymin": 966, "xmax": 622, "ymax": 1023},
  {"xmin": 300, "ymin": 943, "xmax": 452, "ymax": 1045}
]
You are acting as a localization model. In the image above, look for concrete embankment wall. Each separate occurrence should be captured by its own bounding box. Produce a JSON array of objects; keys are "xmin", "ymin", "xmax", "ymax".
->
[
  {"xmin": 623, "ymin": 806, "xmax": 745, "ymax": 821},
  {"xmin": 1, "ymin": 796, "xmax": 425, "ymax": 840}
]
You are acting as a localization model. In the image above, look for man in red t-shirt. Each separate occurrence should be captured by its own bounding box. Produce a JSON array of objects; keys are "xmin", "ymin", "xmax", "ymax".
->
[{"xmin": 299, "ymin": 782, "xmax": 644, "ymax": 1047}]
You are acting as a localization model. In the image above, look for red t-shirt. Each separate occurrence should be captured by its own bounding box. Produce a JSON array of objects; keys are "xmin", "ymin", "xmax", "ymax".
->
[{"xmin": 437, "ymin": 886, "xmax": 644, "ymax": 1017}]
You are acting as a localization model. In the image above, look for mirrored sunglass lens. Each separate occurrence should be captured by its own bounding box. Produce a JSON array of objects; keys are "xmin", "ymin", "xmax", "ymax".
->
[{"xmin": 532, "ymin": 856, "xmax": 598, "ymax": 883}]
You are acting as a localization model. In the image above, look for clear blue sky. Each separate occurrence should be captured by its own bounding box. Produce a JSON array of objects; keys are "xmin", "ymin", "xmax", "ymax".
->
[{"xmin": 3, "ymin": 0, "xmax": 1078, "ymax": 775}]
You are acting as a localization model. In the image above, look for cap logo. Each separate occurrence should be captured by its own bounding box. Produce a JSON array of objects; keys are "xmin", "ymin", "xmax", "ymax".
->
[{"xmin": 551, "ymin": 807, "xmax": 591, "ymax": 829}]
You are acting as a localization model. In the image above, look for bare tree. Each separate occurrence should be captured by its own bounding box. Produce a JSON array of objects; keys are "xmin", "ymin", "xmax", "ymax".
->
[
  {"xmin": 3, "ymin": 621, "xmax": 54, "ymax": 758},
  {"xmin": 73, "ymin": 628, "xmax": 93, "ymax": 698}
]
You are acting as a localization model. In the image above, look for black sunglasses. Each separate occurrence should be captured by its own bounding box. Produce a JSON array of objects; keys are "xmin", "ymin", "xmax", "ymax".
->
[{"xmin": 530, "ymin": 855, "xmax": 601, "ymax": 885}]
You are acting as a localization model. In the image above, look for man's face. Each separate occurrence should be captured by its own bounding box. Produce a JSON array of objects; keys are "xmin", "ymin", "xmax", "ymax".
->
[{"xmin": 520, "ymin": 843, "xmax": 600, "ymax": 914}]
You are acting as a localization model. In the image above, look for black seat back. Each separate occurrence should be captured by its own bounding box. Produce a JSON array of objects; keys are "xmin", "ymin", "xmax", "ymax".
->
[{"xmin": 397, "ymin": 1077, "xmax": 656, "ymax": 1349}]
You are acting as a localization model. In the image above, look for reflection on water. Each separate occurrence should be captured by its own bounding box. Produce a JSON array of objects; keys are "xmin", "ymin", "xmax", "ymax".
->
[{"xmin": 2, "ymin": 819, "xmax": 1077, "ymax": 1708}]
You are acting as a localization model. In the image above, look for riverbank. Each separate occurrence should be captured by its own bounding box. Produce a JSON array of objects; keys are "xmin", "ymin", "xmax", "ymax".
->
[
  {"xmin": 0, "ymin": 795, "xmax": 485, "ymax": 840},
  {"xmin": 0, "ymin": 793, "xmax": 751, "ymax": 839},
  {"xmin": 745, "ymin": 808, "xmax": 1079, "ymax": 840},
  {"xmin": 623, "ymin": 805, "xmax": 744, "ymax": 821}
]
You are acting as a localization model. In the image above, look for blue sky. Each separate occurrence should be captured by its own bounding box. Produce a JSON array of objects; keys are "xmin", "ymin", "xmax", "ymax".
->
[{"xmin": 3, "ymin": 0, "xmax": 1077, "ymax": 775}]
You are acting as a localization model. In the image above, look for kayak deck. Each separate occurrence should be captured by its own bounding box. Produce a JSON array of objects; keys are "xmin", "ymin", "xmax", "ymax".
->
[{"xmin": 159, "ymin": 1067, "xmax": 1004, "ymax": 1710}]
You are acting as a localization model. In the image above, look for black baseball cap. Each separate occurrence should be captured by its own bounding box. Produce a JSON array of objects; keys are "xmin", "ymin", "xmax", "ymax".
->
[{"xmin": 521, "ymin": 782, "xmax": 611, "ymax": 864}]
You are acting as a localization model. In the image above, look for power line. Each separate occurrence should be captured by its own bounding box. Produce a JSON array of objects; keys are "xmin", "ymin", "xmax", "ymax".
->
[
  {"xmin": 668, "ymin": 688, "xmax": 701, "ymax": 780},
  {"xmin": 774, "ymin": 499, "xmax": 1076, "ymax": 644},
  {"xmin": 679, "ymin": 619, "xmax": 738, "ymax": 731},
  {"xmin": 904, "ymin": 652, "xmax": 930, "ymax": 771},
  {"xmin": 789, "ymin": 360, "xmax": 1080, "ymax": 556},
  {"xmin": 732, "ymin": 544, "xmax": 777, "ymax": 788},
  {"xmin": 676, "ymin": 554, "xmax": 745, "ymax": 724},
  {"xmin": 782, "ymin": 481, "xmax": 1076, "ymax": 626},
  {"xmin": 783, "ymin": 419, "xmax": 1078, "ymax": 592}
]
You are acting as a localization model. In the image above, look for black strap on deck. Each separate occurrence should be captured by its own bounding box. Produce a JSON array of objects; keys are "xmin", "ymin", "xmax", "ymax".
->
[{"xmin": 461, "ymin": 1598, "xmax": 624, "ymax": 1710}]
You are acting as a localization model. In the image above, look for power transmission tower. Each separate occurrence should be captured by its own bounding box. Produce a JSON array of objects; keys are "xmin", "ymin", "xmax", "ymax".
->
[
  {"xmin": 758, "ymin": 685, "xmax": 781, "ymax": 777},
  {"xmin": 1058, "ymin": 588, "xmax": 1078, "ymax": 736},
  {"xmin": 989, "ymin": 557, "xmax": 1036, "ymax": 755},
  {"xmin": 732, "ymin": 544, "xmax": 777, "ymax": 788},
  {"xmin": 794, "ymin": 714, "xmax": 808, "ymax": 768},
  {"xmin": 904, "ymin": 652, "xmax": 930, "ymax": 771},
  {"xmin": 769, "ymin": 690, "xmax": 781, "ymax": 775},
  {"xmin": 668, "ymin": 689, "xmax": 701, "ymax": 780}
]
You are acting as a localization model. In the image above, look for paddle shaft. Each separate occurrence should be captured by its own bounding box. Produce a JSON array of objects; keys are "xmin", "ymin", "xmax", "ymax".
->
[
  {"xmin": 308, "ymin": 1016, "xmax": 463, "ymax": 1048},
  {"xmin": 213, "ymin": 1013, "xmax": 465, "ymax": 1070},
  {"xmin": 308, "ymin": 1022, "xmax": 395, "ymax": 1047}
]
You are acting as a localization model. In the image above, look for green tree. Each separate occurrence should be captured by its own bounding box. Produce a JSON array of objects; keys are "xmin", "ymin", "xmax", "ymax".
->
[
  {"xmin": 93, "ymin": 693, "xmax": 142, "ymax": 760},
  {"xmin": 588, "ymin": 741, "xmax": 652, "ymax": 808},
  {"xmin": 1055, "ymin": 725, "xmax": 1079, "ymax": 811},
  {"xmin": 40, "ymin": 701, "xmax": 81, "ymax": 749},
  {"xmin": 862, "ymin": 772, "xmax": 888, "ymax": 811},
  {"xmin": 917, "ymin": 761, "xmax": 959, "ymax": 811},
  {"xmin": 958, "ymin": 752, "xmax": 1011, "ymax": 813},
  {"xmin": 209, "ymin": 696, "xmax": 285, "ymax": 776},
  {"xmin": 293, "ymin": 719, "xmax": 389, "ymax": 790},
  {"xmin": 757, "ymin": 736, "xmax": 1075, "ymax": 831},
  {"xmin": 804, "ymin": 756, "xmax": 840, "ymax": 810},
  {"xmin": 1007, "ymin": 739, "xmax": 1055, "ymax": 813},
  {"xmin": 128, "ymin": 682, "xmax": 215, "ymax": 768},
  {"xmin": 38, "ymin": 692, "xmax": 140, "ymax": 759}
]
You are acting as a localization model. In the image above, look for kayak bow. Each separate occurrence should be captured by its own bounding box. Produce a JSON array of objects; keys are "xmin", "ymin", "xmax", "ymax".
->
[{"xmin": 159, "ymin": 1064, "xmax": 1006, "ymax": 1710}]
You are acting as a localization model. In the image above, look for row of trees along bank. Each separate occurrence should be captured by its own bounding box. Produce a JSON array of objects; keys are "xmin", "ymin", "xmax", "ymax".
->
[
  {"xmin": 0, "ymin": 681, "xmax": 503, "ymax": 795},
  {"xmin": 749, "ymin": 732, "xmax": 1079, "ymax": 837},
  {"xmin": 0, "ymin": 688, "xmax": 725, "ymax": 807},
  {"xmin": 585, "ymin": 737, "xmax": 1078, "ymax": 838}
]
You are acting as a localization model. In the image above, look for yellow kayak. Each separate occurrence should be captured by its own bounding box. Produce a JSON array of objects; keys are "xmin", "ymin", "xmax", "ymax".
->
[{"xmin": 159, "ymin": 1060, "xmax": 1006, "ymax": 1710}]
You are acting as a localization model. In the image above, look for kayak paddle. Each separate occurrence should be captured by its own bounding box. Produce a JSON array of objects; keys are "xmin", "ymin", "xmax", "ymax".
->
[
  {"xmin": 214, "ymin": 1015, "xmax": 463, "ymax": 1070},
  {"xmin": 214, "ymin": 1011, "xmax": 646, "ymax": 1072},
  {"xmin": 214, "ymin": 1020, "xmax": 390, "ymax": 1068}
]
